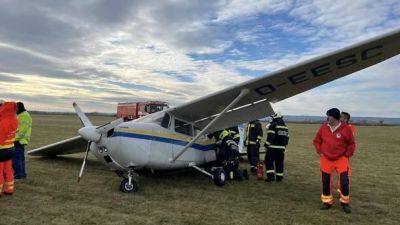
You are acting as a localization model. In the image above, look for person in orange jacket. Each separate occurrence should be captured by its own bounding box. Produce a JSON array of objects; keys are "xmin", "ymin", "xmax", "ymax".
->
[
  {"xmin": 0, "ymin": 100, "xmax": 18, "ymax": 197},
  {"xmin": 340, "ymin": 111, "xmax": 357, "ymax": 137},
  {"xmin": 313, "ymin": 108, "xmax": 355, "ymax": 213}
]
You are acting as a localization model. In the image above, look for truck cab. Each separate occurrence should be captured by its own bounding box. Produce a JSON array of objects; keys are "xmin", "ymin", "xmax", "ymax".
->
[{"xmin": 117, "ymin": 101, "xmax": 169, "ymax": 121}]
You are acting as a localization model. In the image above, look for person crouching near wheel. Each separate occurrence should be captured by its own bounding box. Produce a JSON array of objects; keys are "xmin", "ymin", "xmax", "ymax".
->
[{"xmin": 218, "ymin": 130, "xmax": 246, "ymax": 181}]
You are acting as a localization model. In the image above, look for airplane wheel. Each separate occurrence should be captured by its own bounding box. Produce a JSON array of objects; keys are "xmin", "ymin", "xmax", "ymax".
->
[
  {"xmin": 213, "ymin": 168, "xmax": 226, "ymax": 186},
  {"xmin": 120, "ymin": 178, "xmax": 138, "ymax": 193}
]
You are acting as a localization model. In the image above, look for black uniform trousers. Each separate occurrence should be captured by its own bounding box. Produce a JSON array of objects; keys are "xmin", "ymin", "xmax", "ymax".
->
[
  {"xmin": 265, "ymin": 148, "xmax": 285, "ymax": 181},
  {"xmin": 246, "ymin": 144, "xmax": 260, "ymax": 167}
]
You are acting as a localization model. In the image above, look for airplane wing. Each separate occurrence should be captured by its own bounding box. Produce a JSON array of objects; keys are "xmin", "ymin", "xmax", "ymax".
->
[
  {"xmin": 28, "ymin": 136, "xmax": 87, "ymax": 156},
  {"xmin": 167, "ymin": 29, "xmax": 400, "ymax": 133}
]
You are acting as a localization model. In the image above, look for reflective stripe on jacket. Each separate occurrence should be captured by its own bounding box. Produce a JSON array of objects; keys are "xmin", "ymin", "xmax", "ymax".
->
[
  {"xmin": 245, "ymin": 120, "xmax": 263, "ymax": 146},
  {"xmin": 265, "ymin": 119, "xmax": 289, "ymax": 150}
]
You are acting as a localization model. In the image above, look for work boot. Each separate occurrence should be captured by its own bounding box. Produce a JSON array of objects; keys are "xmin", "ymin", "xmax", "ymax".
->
[
  {"xmin": 341, "ymin": 203, "xmax": 352, "ymax": 214},
  {"xmin": 264, "ymin": 177, "xmax": 275, "ymax": 182},
  {"xmin": 265, "ymin": 173, "xmax": 275, "ymax": 182},
  {"xmin": 234, "ymin": 170, "xmax": 243, "ymax": 181},
  {"xmin": 320, "ymin": 203, "xmax": 332, "ymax": 210}
]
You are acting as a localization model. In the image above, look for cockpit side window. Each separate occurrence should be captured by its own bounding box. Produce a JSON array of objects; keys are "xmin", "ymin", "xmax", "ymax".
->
[
  {"xmin": 175, "ymin": 119, "xmax": 192, "ymax": 136},
  {"xmin": 161, "ymin": 113, "xmax": 170, "ymax": 129}
]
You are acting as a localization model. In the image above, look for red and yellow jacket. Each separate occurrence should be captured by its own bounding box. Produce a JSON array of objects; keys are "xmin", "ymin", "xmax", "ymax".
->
[
  {"xmin": 0, "ymin": 102, "xmax": 18, "ymax": 149},
  {"xmin": 313, "ymin": 122, "xmax": 355, "ymax": 161}
]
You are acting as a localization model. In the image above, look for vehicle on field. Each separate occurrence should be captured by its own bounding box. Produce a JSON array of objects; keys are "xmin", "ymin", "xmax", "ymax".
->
[{"xmin": 117, "ymin": 101, "xmax": 169, "ymax": 121}]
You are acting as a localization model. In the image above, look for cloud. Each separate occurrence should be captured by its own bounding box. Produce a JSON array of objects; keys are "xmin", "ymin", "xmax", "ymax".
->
[
  {"xmin": 0, "ymin": 45, "xmax": 83, "ymax": 79},
  {"xmin": 0, "ymin": 73, "xmax": 22, "ymax": 82},
  {"xmin": 215, "ymin": 0, "xmax": 292, "ymax": 22}
]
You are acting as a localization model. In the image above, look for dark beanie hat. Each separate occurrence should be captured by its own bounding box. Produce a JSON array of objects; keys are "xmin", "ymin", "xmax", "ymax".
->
[{"xmin": 326, "ymin": 108, "xmax": 340, "ymax": 120}]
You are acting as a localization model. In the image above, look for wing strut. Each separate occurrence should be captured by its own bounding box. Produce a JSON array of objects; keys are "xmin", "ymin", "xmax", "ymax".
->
[{"xmin": 170, "ymin": 88, "xmax": 250, "ymax": 163}]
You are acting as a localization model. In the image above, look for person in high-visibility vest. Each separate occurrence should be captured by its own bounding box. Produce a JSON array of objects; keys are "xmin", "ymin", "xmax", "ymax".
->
[
  {"xmin": 0, "ymin": 100, "xmax": 18, "ymax": 196},
  {"xmin": 340, "ymin": 112, "xmax": 356, "ymax": 137},
  {"xmin": 313, "ymin": 108, "xmax": 355, "ymax": 214},
  {"xmin": 13, "ymin": 102, "xmax": 32, "ymax": 180},
  {"xmin": 244, "ymin": 120, "xmax": 263, "ymax": 173}
]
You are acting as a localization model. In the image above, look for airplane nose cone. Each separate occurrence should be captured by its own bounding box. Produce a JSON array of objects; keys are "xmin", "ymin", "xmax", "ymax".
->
[{"xmin": 78, "ymin": 126, "xmax": 101, "ymax": 142}]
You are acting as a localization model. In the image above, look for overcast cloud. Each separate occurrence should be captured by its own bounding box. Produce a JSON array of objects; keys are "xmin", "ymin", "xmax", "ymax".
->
[{"xmin": 0, "ymin": 0, "xmax": 399, "ymax": 117}]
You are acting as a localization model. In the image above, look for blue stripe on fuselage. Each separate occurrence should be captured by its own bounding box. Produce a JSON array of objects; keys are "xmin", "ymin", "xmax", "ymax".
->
[{"xmin": 113, "ymin": 132, "xmax": 214, "ymax": 151}]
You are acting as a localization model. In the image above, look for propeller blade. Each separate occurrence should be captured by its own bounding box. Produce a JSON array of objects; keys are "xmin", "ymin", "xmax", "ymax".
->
[
  {"xmin": 96, "ymin": 118, "xmax": 124, "ymax": 134},
  {"xmin": 77, "ymin": 142, "xmax": 91, "ymax": 182},
  {"xmin": 73, "ymin": 102, "xmax": 93, "ymax": 127}
]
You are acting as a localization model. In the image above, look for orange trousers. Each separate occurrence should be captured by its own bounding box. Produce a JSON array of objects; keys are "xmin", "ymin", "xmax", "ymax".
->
[
  {"xmin": 0, "ymin": 160, "xmax": 14, "ymax": 194},
  {"xmin": 320, "ymin": 156, "xmax": 351, "ymax": 205}
]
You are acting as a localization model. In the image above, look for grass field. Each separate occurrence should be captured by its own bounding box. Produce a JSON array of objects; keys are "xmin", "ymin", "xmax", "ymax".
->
[{"xmin": 1, "ymin": 114, "xmax": 400, "ymax": 225}]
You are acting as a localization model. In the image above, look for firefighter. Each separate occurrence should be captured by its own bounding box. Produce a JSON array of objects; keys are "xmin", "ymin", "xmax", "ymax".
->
[
  {"xmin": 13, "ymin": 102, "xmax": 32, "ymax": 179},
  {"xmin": 0, "ymin": 100, "xmax": 18, "ymax": 196},
  {"xmin": 264, "ymin": 112, "xmax": 289, "ymax": 182},
  {"xmin": 227, "ymin": 126, "xmax": 240, "ymax": 144},
  {"xmin": 207, "ymin": 130, "xmax": 223, "ymax": 160},
  {"xmin": 313, "ymin": 108, "xmax": 355, "ymax": 214},
  {"xmin": 218, "ymin": 129, "xmax": 243, "ymax": 181},
  {"xmin": 244, "ymin": 120, "xmax": 263, "ymax": 173}
]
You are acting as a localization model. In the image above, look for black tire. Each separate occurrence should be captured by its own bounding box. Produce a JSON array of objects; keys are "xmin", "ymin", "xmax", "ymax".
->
[
  {"xmin": 213, "ymin": 168, "xmax": 226, "ymax": 186},
  {"xmin": 120, "ymin": 178, "xmax": 138, "ymax": 193}
]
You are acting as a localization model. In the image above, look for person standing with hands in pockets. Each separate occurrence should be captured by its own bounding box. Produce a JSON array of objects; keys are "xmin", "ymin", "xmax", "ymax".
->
[
  {"xmin": 313, "ymin": 108, "xmax": 355, "ymax": 214},
  {"xmin": 13, "ymin": 102, "xmax": 32, "ymax": 180}
]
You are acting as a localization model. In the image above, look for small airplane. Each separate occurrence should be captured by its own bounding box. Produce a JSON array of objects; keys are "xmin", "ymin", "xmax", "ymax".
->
[{"xmin": 28, "ymin": 29, "xmax": 400, "ymax": 193}]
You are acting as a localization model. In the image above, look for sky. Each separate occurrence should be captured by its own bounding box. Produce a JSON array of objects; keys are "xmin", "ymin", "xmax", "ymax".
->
[{"xmin": 0, "ymin": 0, "xmax": 399, "ymax": 117}]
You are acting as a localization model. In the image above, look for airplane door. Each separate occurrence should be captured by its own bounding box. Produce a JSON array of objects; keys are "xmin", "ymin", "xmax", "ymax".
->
[{"xmin": 149, "ymin": 127, "xmax": 173, "ymax": 169}]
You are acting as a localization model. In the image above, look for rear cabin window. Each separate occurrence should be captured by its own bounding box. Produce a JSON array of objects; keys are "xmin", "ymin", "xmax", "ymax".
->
[{"xmin": 175, "ymin": 119, "xmax": 192, "ymax": 136}]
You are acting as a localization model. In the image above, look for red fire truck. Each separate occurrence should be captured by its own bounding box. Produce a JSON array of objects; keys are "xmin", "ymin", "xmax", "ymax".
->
[{"xmin": 117, "ymin": 101, "xmax": 169, "ymax": 121}]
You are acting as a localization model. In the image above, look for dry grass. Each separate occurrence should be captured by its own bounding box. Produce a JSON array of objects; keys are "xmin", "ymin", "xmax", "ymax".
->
[{"xmin": 1, "ymin": 115, "xmax": 399, "ymax": 225}]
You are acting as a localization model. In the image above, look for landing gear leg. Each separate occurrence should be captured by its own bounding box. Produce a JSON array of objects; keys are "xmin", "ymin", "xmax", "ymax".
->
[
  {"xmin": 188, "ymin": 162, "xmax": 226, "ymax": 187},
  {"xmin": 119, "ymin": 168, "xmax": 139, "ymax": 193}
]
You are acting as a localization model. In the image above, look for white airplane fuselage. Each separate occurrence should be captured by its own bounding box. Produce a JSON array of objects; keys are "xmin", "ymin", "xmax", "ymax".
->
[{"xmin": 90, "ymin": 121, "xmax": 216, "ymax": 171}]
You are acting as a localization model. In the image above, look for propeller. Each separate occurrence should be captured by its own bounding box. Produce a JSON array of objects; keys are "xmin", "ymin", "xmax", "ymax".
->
[{"xmin": 73, "ymin": 102, "xmax": 124, "ymax": 182}]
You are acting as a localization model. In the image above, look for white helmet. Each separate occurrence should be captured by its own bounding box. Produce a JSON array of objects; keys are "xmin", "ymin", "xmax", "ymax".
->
[{"xmin": 272, "ymin": 111, "xmax": 283, "ymax": 119}]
